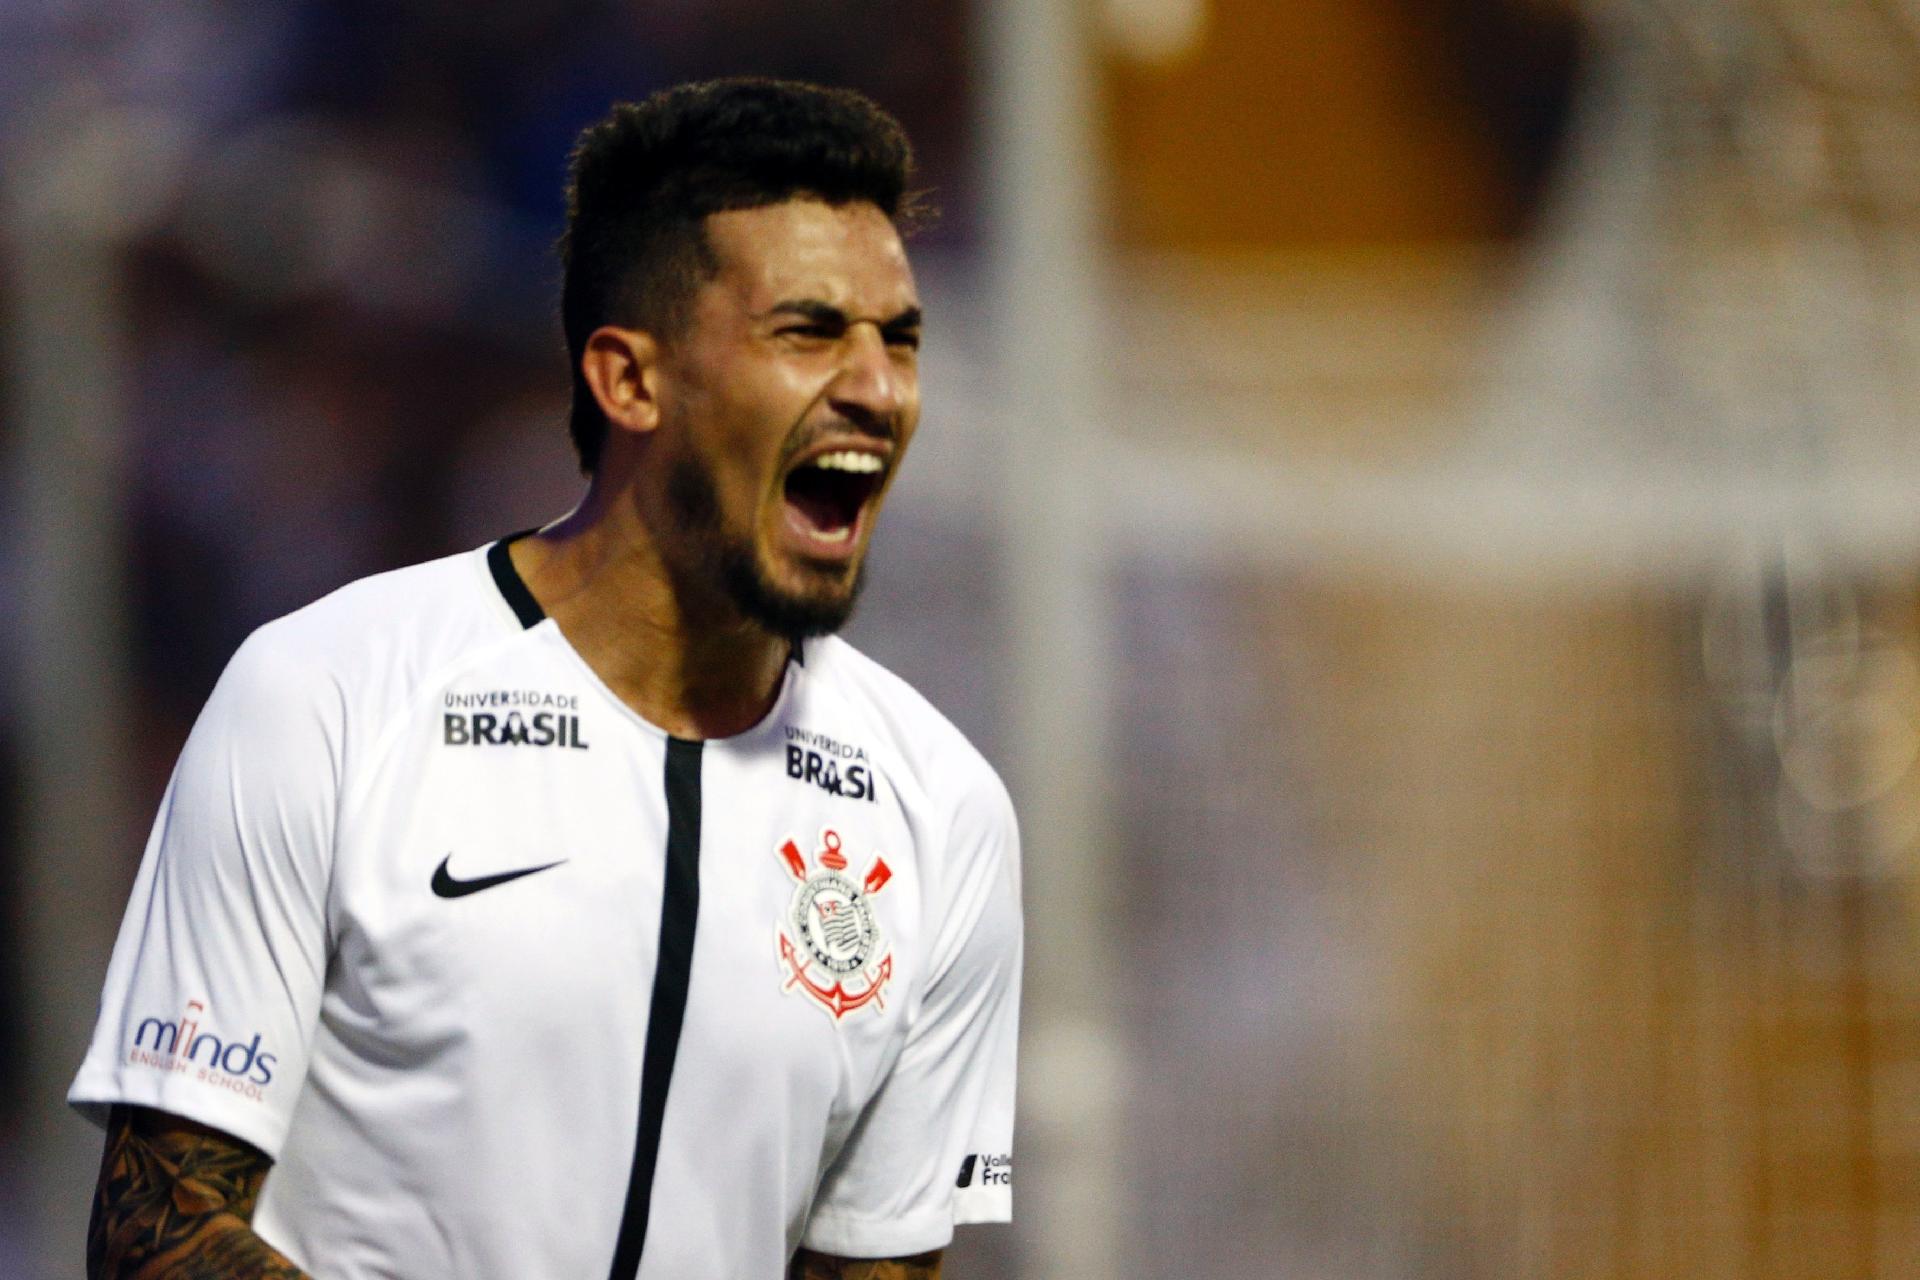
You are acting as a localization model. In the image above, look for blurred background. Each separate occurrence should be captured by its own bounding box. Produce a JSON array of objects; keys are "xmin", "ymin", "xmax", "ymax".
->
[{"xmin": 4, "ymin": 0, "xmax": 1919, "ymax": 1276}]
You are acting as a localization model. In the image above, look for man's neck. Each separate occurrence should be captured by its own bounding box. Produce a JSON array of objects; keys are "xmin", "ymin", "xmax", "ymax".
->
[{"xmin": 507, "ymin": 498, "xmax": 791, "ymax": 742}]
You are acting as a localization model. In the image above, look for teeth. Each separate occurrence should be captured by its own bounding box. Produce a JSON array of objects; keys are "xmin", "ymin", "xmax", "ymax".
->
[{"xmin": 810, "ymin": 450, "xmax": 884, "ymax": 474}]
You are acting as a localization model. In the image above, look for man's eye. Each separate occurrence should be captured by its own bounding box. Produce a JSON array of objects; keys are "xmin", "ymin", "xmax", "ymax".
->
[
  {"xmin": 781, "ymin": 324, "xmax": 838, "ymax": 340},
  {"xmin": 886, "ymin": 331, "xmax": 922, "ymax": 351}
]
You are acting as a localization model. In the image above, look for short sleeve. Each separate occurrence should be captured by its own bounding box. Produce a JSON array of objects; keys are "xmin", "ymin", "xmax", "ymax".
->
[
  {"xmin": 68, "ymin": 627, "xmax": 342, "ymax": 1158},
  {"xmin": 800, "ymin": 770, "xmax": 1022, "ymax": 1258}
]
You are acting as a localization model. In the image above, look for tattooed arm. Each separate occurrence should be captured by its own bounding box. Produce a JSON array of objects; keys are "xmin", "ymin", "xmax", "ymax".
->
[
  {"xmin": 790, "ymin": 1248, "xmax": 943, "ymax": 1279},
  {"xmin": 88, "ymin": 1104, "xmax": 312, "ymax": 1279}
]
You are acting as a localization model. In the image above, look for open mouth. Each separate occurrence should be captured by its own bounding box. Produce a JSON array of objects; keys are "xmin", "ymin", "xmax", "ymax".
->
[{"xmin": 782, "ymin": 450, "xmax": 886, "ymax": 547}]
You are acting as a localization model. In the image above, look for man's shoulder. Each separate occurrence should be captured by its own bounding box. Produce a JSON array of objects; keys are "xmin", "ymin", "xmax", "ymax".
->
[
  {"xmin": 802, "ymin": 636, "xmax": 1013, "ymax": 826},
  {"xmin": 220, "ymin": 544, "xmax": 515, "ymax": 721}
]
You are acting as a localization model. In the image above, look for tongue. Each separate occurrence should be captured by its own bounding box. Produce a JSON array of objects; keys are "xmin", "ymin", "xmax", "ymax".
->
[
  {"xmin": 785, "ymin": 470, "xmax": 857, "ymax": 534},
  {"xmin": 788, "ymin": 488, "xmax": 848, "ymax": 534}
]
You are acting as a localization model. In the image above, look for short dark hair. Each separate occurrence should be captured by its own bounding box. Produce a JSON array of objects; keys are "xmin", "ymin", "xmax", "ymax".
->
[{"xmin": 559, "ymin": 78, "xmax": 920, "ymax": 474}]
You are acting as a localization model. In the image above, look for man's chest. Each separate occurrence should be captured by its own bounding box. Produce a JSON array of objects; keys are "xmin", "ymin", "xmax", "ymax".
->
[{"xmin": 321, "ymin": 694, "xmax": 926, "ymax": 1114}]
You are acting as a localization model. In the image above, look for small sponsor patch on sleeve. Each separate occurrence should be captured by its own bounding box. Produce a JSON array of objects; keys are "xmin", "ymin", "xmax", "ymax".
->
[{"xmin": 956, "ymin": 1152, "xmax": 1011, "ymax": 1189}]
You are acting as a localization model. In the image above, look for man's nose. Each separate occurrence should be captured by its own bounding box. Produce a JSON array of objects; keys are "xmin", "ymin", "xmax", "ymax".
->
[{"xmin": 826, "ymin": 324, "xmax": 912, "ymax": 432}]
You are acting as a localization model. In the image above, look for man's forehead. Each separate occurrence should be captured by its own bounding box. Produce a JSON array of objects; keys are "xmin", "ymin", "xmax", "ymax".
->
[{"xmin": 704, "ymin": 199, "xmax": 916, "ymax": 309}]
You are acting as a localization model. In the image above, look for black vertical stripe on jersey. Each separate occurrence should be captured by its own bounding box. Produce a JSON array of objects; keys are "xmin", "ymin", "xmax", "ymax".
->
[
  {"xmin": 488, "ymin": 533, "xmax": 546, "ymax": 629},
  {"xmin": 607, "ymin": 736, "xmax": 704, "ymax": 1280}
]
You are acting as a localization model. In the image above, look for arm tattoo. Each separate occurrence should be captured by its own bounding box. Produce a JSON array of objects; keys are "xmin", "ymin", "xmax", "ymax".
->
[
  {"xmin": 88, "ymin": 1104, "xmax": 313, "ymax": 1279},
  {"xmin": 790, "ymin": 1248, "xmax": 943, "ymax": 1279}
]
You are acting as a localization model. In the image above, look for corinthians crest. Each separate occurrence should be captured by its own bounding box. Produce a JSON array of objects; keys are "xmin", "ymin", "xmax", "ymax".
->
[{"xmin": 776, "ymin": 828, "xmax": 894, "ymax": 1020}]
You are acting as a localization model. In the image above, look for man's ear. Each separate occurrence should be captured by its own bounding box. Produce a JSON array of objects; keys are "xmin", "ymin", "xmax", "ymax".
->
[{"xmin": 580, "ymin": 326, "xmax": 663, "ymax": 440}]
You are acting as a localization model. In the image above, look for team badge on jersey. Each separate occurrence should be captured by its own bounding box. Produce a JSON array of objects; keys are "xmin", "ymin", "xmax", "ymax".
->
[{"xmin": 776, "ymin": 828, "xmax": 894, "ymax": 1020}]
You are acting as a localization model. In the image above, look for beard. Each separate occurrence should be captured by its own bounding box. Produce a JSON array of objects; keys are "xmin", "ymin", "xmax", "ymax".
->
[{"xmin": 665, "ymin": 452, "xmax": 866, "ymax": 641}]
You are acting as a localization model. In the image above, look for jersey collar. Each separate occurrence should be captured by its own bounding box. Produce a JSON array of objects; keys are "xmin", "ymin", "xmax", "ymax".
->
[
  {"xmin": 487, "ymin": 532, "xmax": 805, "ymax": 666},
  {"xmin": 487, "ymin": 531, "xmax": 546, "ymax": 629}
]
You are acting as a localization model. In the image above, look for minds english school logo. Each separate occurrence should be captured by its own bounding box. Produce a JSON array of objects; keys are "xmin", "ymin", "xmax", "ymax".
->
[
  {"xmin": 129, "ymin": 999, "xmax": 277, "ymax": 1102},
  {"xmin": 775, "ymin": 828, "xmax": 895, "ymax": 1020}
]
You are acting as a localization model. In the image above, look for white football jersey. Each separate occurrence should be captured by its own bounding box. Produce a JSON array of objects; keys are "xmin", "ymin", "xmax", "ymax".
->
[{"xmin": 70, "ymin": 537, "xmax": 1020, "ymax": 1278}]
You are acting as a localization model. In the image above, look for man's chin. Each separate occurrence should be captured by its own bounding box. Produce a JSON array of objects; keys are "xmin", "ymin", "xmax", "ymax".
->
[{"xmin": 722, "ymin": 554, "xmax": 866, "ymax": 642}]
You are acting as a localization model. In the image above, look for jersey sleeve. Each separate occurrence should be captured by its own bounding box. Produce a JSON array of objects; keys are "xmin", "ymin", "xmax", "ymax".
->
[
  {"xmin": 67, "ymin": 627, "xmax": 342, "ymax": 1158},
  {"xmin": 800, "ymin": 769, "xmax": 1023, "ymax": 1258}
]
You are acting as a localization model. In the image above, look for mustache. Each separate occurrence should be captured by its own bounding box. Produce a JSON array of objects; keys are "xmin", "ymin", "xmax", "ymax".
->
[{"xmin": 776, "ymin": 413, "xmax": 899, "ymax": 472}]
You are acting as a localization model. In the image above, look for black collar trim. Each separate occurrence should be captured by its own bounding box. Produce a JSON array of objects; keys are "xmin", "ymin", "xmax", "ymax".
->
[
  {"xmin": 487, "ymin": 532, "xmax": 546, "ymax": 630},
  {"xmin": 490, "ymin": 530, "xmax": 809, "ymax": 668}
]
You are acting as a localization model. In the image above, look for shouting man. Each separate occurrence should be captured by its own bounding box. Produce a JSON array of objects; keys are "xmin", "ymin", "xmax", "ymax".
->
[{"xmin": 72, "ymin": 79, "xmax": 1021, "ymax": 1280}]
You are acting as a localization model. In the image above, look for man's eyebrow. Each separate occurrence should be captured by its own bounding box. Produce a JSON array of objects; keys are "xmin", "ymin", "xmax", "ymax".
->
[
  {"xmin": 766, "ymin": 299, "xmax": 848, "ymax": 325},
  {"xmin": 764, "ymin": 300, "xmax": 923, "ymax": 330}
]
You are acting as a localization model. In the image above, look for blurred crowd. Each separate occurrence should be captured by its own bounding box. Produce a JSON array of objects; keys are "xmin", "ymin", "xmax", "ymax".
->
[{"xmin": 5, "ymin": 0, "xmax": 970, "ymax": 730}]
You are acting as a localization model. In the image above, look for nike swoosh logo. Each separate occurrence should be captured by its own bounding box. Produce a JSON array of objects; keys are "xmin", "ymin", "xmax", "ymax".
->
[{"xmin": 431, "ymin": 854, "xmax": 567, "ymax": 899}]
